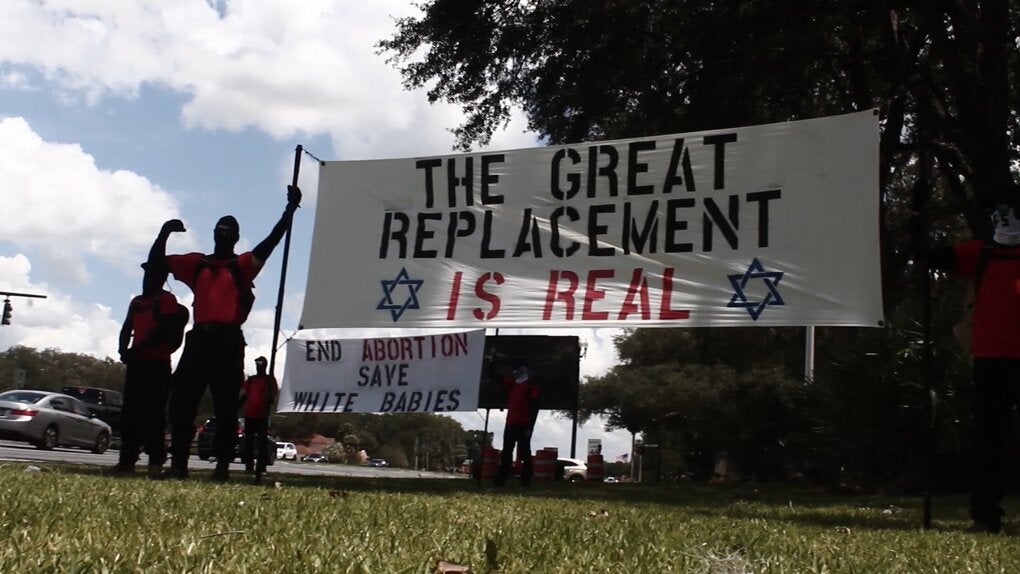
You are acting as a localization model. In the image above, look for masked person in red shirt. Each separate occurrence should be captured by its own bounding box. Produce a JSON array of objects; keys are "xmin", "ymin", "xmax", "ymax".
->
[
  {"xmin": 239, "ymin": 356, "xmax": 276, "ymax": 478},
  {"xmin": 111, "ymin": 262, "xmax": 187, "ymax": 478},
  {"xmin": 494, "ymin": 357, "xmax": 540, "ymax": 487},
  {"xmin": 930, "ymin": 192, "xmax": 1020, "ymax": 534},
  {"xmin": 148, "ymin": 184, "xmax": 300, "ymax": 482}
]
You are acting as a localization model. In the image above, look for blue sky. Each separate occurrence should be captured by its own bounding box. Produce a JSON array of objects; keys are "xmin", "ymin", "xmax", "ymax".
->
[{"xmin": 0, "ymin": 1, "xmax": 632, "ymax": 463}]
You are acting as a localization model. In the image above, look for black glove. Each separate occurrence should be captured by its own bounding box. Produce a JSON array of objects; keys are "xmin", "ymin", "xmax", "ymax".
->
[
  {"xmin": 119, "ymin": 348, "xmax": 134, "ymax": 364},
  {"xmin": 287, "ymin": 185, "xmax": 302, "ymax": 211}
]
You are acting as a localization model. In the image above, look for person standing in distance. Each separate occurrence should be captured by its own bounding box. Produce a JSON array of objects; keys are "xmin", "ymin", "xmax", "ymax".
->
[
  {"xmin": 149, "ymin": 184, "xmax": 300, "ymax": 482},
  {"xmin": 493, "ymin": 357, "xmax": 540, "ymax": 487},
  {"xmin": 111, "ymin": 261, "xmax": 188, "ymax": 478},
  {"xmin": 239, "ymin": 355, "xmax": 277, "ymax": 480}
]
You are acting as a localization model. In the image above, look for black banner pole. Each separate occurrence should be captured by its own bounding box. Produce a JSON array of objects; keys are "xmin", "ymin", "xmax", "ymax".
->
[
  {"xmin": 269, "ymin": 144, "xmax": 302, "ymax": 377},
  {"xmin": 914, "ymin": 123, "xmax": 933, "ymax": 530},
  {"xmin": 259, "ymin": 144, "xmax": 302, "ymax": 485}
]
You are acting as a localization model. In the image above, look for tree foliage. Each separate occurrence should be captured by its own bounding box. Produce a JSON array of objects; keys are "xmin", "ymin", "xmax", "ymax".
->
[
  {"xmin": 0, "ymin": 345, "xmax": 124, "ymax": 392},
  {"xmin": 382, "ymin": 1, "xmax": 1017, "ymax": 202},
  {"xmin": 581, "ymin": 337, "xmax": 805, "ymax": 481},
  {"xmin": 270, "ymin": 412, "xmax": 474, "ymax": 470}
]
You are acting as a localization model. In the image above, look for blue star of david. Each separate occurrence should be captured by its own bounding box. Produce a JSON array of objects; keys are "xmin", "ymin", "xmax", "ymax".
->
[
  {"xmin": 377, "ymin": 267, "xmax": 424, "ymax": 322},
  {"xmin": 727, "ymin": 258, "xmax": 785, "ymax": 321}
]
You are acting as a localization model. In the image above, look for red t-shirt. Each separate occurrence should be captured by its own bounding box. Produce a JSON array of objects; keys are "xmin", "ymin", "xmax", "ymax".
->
[
  {"xmin": 954, "ymin": 240, "xmax": 1020, "ymax": 358},
  {"xmin": 128, "ymin": 290, "xmax": 180, "ymax": 361},
  {"xmin": 166, "ymin": 252, "xmax": 260, "ymax": 325},
  {"xmin": 502, "ymin": 375, "xmax": 539, "ymax": 426},
  {"xmin": 243, "ymin": 374, "xmax": 275, "ymax": 418}
]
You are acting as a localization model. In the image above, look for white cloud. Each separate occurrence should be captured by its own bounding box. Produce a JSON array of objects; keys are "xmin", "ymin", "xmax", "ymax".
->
[
  {"xmin": 0, "ymin": 117, "xmax": 186, "ymax": 283},
  {"xmin": 0, "ymin": 69, "xmax": 30, "ymax": 89},
  {"xmin": 0, "ymin": 1, "xmax": 517, "ymax": 156}
]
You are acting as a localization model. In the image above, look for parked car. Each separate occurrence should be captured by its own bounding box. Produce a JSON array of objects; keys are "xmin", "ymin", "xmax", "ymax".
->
[
  {"xmin": 195, "ymin": 418, "xmax": 276, "ymax": 466},
  {"xmin": 557, "ymin": 457, "xmax": 588, "ymax": 482},
  {"xmin": 60, "ymin": 386, "xmax": 123, "ymax": 434},
  {"xmin": 302, "ymin": 452, "xmax": 327, "ymax": 463},
  {"xmin": 604, "ymin": 476, "xmax": 619, "ymax": 483},
  {"xmin": 0, "ymin": 390, "xmax": 111, "ymax": 453},
  {"xmin": 367, "ymin": 458, "xmax": 388, "ymax": 467},
  {"xmin": 276, "ymin": 442, "xmax": 298, "ymax": 461}
]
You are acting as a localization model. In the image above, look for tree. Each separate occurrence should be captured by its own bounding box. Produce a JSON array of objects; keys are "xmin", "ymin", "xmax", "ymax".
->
[
  {"xmin": 270, "ymin": 411, "xmax": 475, "ymax": 469},
  {"xmin": 377, "ymin": 444, "xmax": 410, "ymax": 468},
  {"xmin": 582, "ymin": 355, "xmax": 802, "ymax": 481},
  {"xmin": 0, "ymin": 346, "xmax": 124, "ymax": 392}
]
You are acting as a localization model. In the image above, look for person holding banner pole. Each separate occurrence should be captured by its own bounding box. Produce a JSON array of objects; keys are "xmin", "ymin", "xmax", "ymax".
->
[
  {"xmin": 492, "ymin": 356, "xmax": 540, "ymax": 487},
  {"xmin": 149, "ymin": 183, "xmax": 301, "ymax": 482}
]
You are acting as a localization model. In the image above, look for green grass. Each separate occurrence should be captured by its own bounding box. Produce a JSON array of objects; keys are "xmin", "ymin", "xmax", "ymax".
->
[{"xmin": 0, "ymin": 463, "xmax": 1017, "ymax": 573}]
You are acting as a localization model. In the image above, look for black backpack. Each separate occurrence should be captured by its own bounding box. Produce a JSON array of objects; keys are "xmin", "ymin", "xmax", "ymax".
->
[
  {"xmin": 142, "ymin": 295, "xmax": 188, "ymax": 352},
  {"xmin": 193, "ymin": 256, "xmax": 256, "ymax": 323}
]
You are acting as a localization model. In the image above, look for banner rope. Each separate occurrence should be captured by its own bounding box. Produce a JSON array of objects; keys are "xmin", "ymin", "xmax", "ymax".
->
[{"xmin": 303, "ymin": 148, "xmax": 326, "ymax": 166}]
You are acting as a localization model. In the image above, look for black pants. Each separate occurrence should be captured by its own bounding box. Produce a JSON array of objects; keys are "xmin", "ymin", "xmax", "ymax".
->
[
  {"xmin": 496, "ymin": 424, "xmax": 533, "ymax": 484},
  {"xmin": 118, "ymin": 358, "xmax": 171, "ymax": 467},
  {"xmin": 970, "ymin": 357, "xmax": 1020, "ymax": 524},
  {"xmin": 168, "ymin": 327, "xmax": 245, "ymax": 469},
  {"xmin": 243, "ymin": 416, "xmax": 268, "ymax": 473}
]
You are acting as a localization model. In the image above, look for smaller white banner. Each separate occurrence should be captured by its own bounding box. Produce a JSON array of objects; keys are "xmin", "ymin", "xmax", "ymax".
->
[{"xmin": 277, "ymin": 329, "xmax": 485, "ymax": 414}]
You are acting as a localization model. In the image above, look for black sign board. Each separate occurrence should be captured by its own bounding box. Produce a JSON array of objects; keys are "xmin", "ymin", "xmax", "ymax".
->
[{"xmin": 478, "ymin": 335, "xmax": 580, "ymax": 411}]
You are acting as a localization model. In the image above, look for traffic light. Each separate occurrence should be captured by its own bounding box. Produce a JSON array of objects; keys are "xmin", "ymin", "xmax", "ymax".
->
[{"xmin": 2, "ymin": 299, "xmax": 11, "ymax": 325}]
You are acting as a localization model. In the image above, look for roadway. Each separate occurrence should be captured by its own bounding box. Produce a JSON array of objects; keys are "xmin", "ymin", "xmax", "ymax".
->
[{"xmin": 0, "ymin": 439, "xmax": 463, "ymax": 480}]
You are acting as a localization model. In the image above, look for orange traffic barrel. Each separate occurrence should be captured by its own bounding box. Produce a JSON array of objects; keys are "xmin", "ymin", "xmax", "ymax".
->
[
  {"xmin": 481, "ymin": 447, "xmax": 501, "ymax": 480},
  {"xmin": 534, "ymin": 448, "xmax": 555, "ymax": 481},
  {"xmin": 586, "ymin": 452, "xmax": 604, "ymax": 482}
]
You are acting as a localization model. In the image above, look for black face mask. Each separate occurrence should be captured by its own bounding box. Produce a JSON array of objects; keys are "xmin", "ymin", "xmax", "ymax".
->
[{"xmin": 214, "ymin": 216, "xmax": 240, "ymax": 252}]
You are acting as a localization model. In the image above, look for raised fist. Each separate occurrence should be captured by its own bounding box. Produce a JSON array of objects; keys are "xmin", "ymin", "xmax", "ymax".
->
[{"xmin": 162, "ymin": 219, "xmax": 186, "ymax": 234}]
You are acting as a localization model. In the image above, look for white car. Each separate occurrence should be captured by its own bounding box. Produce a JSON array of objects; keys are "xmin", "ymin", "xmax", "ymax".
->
[
  {"xmin": 275, "ymin": 442, "xmax": 297, "ymax": 460},
  {"xmin": 557, "ymin": 457, "xmax": 588, "ymax": 482}
]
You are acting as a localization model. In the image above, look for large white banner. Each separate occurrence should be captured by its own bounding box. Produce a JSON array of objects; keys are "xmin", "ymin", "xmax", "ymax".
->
[
  {"xmin": 277, "ymin": 330, "xmax": 485, "ymax": 413},
  {"xmin": 302, "ymin": 111, "xmax": 882, "ymax": 328}
]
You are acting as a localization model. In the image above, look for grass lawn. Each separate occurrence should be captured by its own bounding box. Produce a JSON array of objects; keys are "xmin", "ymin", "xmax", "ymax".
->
[{"xmin": 0, "ymin": 462, "xmax": 1017, "ymax": 573}]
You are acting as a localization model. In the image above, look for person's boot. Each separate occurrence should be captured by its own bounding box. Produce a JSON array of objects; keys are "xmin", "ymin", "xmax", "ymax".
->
[
  {"xmin": 210, "ymin": 461, "xmax": 230, "ymax": 483},
  {"xmin": 968, "ymin": 507, "xmax": 1004, "ymax": 534},
  {"xmin": 110, "ymin": 462, "xmax": 135, "ymax": 475},
  {"xmin": 146, "ymin": 465, "xmax": 164, "ymax": 479},
  {"xmin": 156, "ymin": 458, "xmax": 189, "ymax": 480}
]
